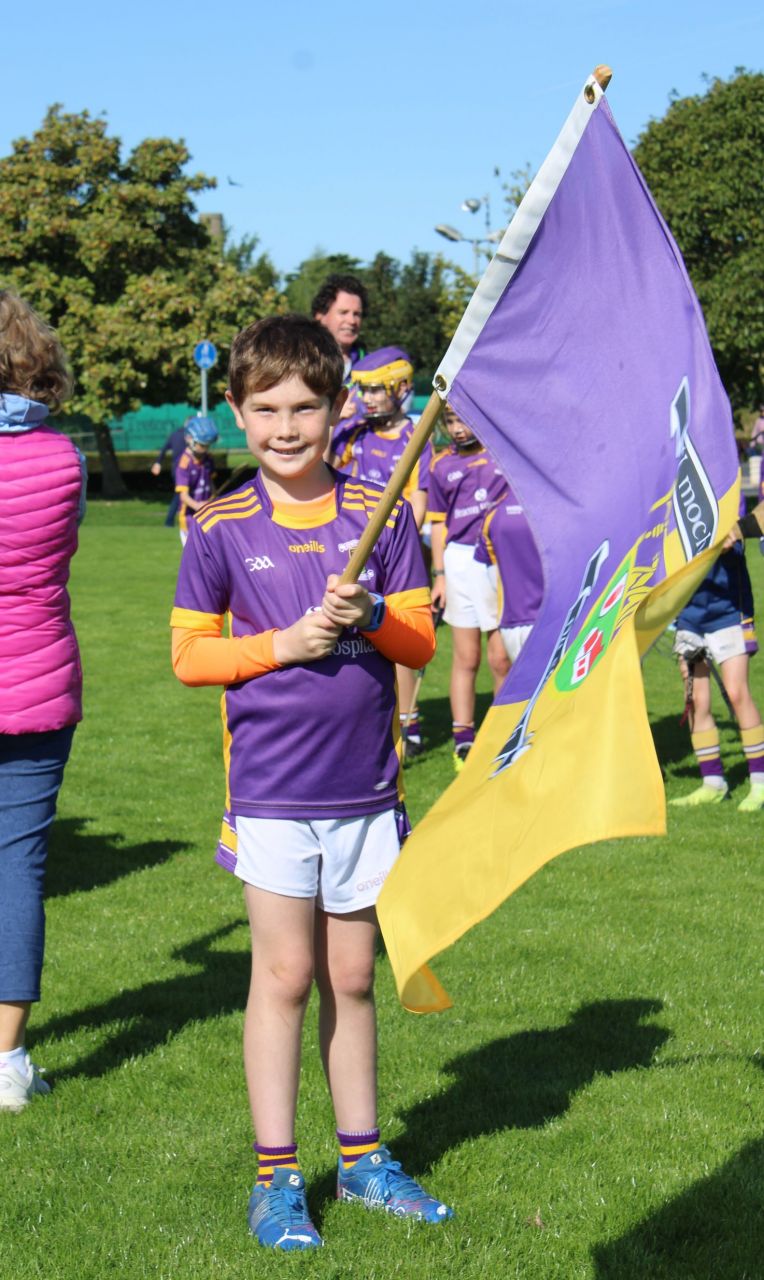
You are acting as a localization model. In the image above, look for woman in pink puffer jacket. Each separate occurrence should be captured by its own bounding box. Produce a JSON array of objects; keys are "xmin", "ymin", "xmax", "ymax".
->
[{"xmin": 0, "ymin": 291, "xmax": 85, "ymax": 1112}]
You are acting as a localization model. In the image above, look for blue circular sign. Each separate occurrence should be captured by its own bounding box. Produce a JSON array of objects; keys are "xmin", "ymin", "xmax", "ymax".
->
[{"xmin": 193, "ymin": 340, "xmax": 217, "ymax": 370}]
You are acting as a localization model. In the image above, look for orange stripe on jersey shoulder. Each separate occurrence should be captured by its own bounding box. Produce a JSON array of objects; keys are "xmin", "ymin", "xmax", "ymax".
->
[
  {"xmin": 199, "ymin": 499, "xmax": 262, "ymax": 533},
  {"xmin": 170, "ymin": 607, "xmax": 224, "ymax": 631},
  {"xmin": 343, "ymin": 481, "xmax": 387, "ymax": 502},
  {"xmin": 202, "ymin": 484, "xmax": 258, "ymax": 511},
  {"xmin": 196, "ymin": 485, "xmax": 258, "ymax": 520},
  {"xmin": 342, "ymin": 484, "xmax": 404, "ymax": 524}
]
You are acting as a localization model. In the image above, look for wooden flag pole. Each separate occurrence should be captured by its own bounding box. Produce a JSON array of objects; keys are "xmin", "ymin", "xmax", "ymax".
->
[
  {"xmin": 338, "ymin": 63, "xmax": 612, "ymax": 589},
  {"xmin": 338, "ymin": 388, "xmax": 444, "ymax": 585}
]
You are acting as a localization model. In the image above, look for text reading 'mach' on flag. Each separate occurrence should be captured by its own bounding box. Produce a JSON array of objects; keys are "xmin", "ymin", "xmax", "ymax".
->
[{"xmin": 376, "ymin": 67, "xmax": 739, "ymax": 1015}]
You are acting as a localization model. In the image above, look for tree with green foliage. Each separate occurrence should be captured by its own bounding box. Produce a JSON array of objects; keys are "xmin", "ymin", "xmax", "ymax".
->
[
  {"xmin": 361, "ymin": 250, "xmax": 450, "ymax": 379},
  {"xmin": 0, "ymin": 106, "xmax": 280, "ymax": 424},
  {"xmin": 633, "ymin": 69, "xmax": 764, "ymax": 412},
  {"xmin": 284, "ymin": 250, "xmax": 362, "ymax": 314},
  {"xmin": 286, "ymin": 247, "xmax": 478, "ymax": 383}
]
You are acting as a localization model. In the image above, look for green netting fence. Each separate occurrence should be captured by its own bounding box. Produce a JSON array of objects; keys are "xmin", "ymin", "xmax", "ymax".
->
[{"xmin": 58, "ymin": 396, "xmax": 435, "ymax": 453}]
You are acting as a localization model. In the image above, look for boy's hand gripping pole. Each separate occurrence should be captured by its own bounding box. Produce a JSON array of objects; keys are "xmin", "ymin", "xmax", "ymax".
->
[{"xmin": 337, "ymin": 390, "xmax": 444, "ymax": 586}]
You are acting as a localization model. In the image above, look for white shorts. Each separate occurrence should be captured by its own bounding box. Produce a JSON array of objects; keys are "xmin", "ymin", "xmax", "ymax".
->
[
  {"xmin": 233, "ymin": 810, "xmax": 400, "ymax": 913},
  {"xmin": 443, "ymin": 541, "xmax": 499, "ymax": 631},
  {"xmin": 673, "ymin": 625, "xmax": 747, "ymax": 665},
  {"xmin": 500, "ymin": 624, "xmax": 534, "ymax": 662}
]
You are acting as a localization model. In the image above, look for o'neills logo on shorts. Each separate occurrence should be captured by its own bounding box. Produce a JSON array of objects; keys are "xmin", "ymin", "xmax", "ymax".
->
[
  {"xmin": 288, "ymin": 540, "xmax": 326, "ymax": 553},
  {"xmin": 356, "ymin": 868, "xmax": 389, "ymax": 893}
]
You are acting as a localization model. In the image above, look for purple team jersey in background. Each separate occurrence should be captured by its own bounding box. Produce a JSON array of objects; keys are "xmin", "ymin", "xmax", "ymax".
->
[
  {"xmin": 176, "ymin": 449, "xmax": 215, "ymax": 505},
  {"xmin": 173, "ymin": 469, "xmax": 429, "ymax": 821},
  {"xmin": 333, "ymin": 417, "xmax": 432, "ymax": 497},
  {"xmin": 427, "ymin": 445, "xmax": 506, "ymax": 546},
  {"xmin": 474, "ymin": 488, "xmax": 545, "ymax": 628}
]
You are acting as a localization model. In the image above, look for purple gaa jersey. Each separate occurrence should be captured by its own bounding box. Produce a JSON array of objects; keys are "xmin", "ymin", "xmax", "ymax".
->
[
  {"xmin": 427, "ymin": 444, "xmax": 506, "ymax": 547},
  {"xmin": 176, "ymin": 449, "xmax": 215, "ymax": 530},
  {"xmin": 172, "ymin": 468, "xmax": 430, "ymax": 823},
  {"xmin": 332, "ymin": 417, "xmax": 432, "ymax": 501},
  {"xmin": 474, "ymin": 487, "xmax": 544, "ymax": 628}
]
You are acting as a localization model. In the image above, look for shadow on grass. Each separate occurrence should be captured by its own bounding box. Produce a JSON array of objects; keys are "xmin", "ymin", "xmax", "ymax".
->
[
  {"xmin": 649, "ymin": 714, "xmax": 694, "ymax": 775},
  {"xmin": 391, "ymin": 998, "xmax": 668, "ymax": 1177},
  {"xmin": 47, "ymin": 817, "xmax": 191, "ymax": 898},
  {"xmin": 307, "ymin": 997, "xmax": 668, "ymax": 1221},
  {"xmin": 592, "ymin": 1081, "xmax": 764, "ymax": 1277},
  {"xmin": 33, "ymin": 922, "xmax": 248, "ymax": 1079},
  {"xmin": 416, "ymin": 690, "xmax": 495, "ymax": 754},
  {"xmin": 650, "ymin": 714, "xmax": 751, "ymax": 790}
]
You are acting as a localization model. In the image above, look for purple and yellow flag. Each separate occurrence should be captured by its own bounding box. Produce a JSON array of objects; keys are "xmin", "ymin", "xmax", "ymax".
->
[{"xmin": 376, "ymin": 72, "xmax": 739, "ymax": 1014}]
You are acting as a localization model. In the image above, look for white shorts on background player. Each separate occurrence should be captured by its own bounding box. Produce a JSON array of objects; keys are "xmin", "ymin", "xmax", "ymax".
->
[
  {"xmin": 443, "ymin": 540, "xmax": 500, "ymax": 631},
  {"xmin": 501, "ymin": 624, "xmax": 534, "ymax": 663},
  {"xmin": 673, "ymin": 625, "xmax": 747, "ymax": 665},
  {"xmin": 233, "ymin": 810, "xmax": 400, "ymax": 912}
]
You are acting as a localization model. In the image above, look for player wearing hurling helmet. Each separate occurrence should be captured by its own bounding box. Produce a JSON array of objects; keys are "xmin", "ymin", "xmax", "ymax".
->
[
  {"xmin": 331, "ymin": 348, "xmax": 433, "ymax": 758},
  {"xmin": 176, "ymin": 416, "xmax": 219, "ymax": 545}
]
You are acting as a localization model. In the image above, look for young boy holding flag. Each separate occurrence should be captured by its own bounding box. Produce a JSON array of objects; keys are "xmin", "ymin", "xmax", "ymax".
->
[{"xmin": 170, "ymin": 315, "xmax": 451, "ymax": 1251}]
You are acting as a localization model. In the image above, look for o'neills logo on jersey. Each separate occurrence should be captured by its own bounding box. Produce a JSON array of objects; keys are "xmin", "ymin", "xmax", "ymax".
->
[
  {"xmin": 288, "ymin": 540, "xmax": 326, "ymax": 553},
  {"xmin": 670, "ymin": 376, "xmax": 718, "ymax": 560}
]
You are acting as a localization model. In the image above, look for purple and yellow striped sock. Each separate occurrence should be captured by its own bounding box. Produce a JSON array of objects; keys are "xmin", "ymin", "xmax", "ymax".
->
[
  {"xmin": 452, "ymin": 722, "xmax": 475, "ymax": 751},
  {"xmin": 336, "ymin": 1127, "xmax": 381, "ymax": 1169},
  {"xmin": 691, "ymin": 727, "xmax": 726, "ymax": 788},
  {"xmin": 401, "ymin": 711, "xmax": 421, "ymax": 742},
  {"xmin": 741, "ymin": 723, "xmax": 764, "ymax": 784},
  {"xmin": 254, "ymin": 1142, "xmax": 300, "ymax": 1187}
]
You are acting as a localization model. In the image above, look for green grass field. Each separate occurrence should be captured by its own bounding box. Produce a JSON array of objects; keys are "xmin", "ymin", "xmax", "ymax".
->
[{"xmin": 2, "ymin": 498, "xmax": 762, "ymax": 1279}]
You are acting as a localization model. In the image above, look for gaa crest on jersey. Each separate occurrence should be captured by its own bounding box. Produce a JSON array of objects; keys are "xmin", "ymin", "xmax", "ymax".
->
[
  {"xmin": 245, "ymin": 555, "xmax": 275, "ymax": 572},
  {"xmin": 670, "ymin": 376, "xmax": 718, "ymax": 560}
]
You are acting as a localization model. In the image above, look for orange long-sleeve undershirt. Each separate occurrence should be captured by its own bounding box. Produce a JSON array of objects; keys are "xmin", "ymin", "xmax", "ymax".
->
[{"xmin": 171, "ymin": 600, "xmax": 436, "ymax": 688}]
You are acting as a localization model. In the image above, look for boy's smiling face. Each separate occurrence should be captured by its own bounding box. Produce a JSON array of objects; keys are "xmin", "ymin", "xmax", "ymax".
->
[{"xmin": 226, "ymin": 375, "xmax": 345, "ymax": 501}]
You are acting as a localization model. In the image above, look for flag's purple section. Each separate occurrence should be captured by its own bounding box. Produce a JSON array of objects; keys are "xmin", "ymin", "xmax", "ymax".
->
[{"xmin": 447, "ymin": 100, "xmax": 736, "ymax": 705}]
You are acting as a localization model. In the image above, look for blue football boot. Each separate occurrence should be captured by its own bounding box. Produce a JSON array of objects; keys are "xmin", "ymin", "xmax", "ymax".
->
[
  {"xmin": 336, "ymin": 1145, "xmax": 453, "ymax": 1222},
  {"xmin": 248, "ymin": 1168, "xmax": 323, "ymax": 1250}
]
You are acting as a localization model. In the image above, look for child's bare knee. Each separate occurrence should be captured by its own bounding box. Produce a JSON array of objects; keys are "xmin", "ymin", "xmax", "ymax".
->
[
  {"xmin": 328, "ymin": 960, "xmax": 375, "ymax": 1002},
  {"xmin": 262, "ymin": 955, "xmax": 314, "ymax": 1005}
]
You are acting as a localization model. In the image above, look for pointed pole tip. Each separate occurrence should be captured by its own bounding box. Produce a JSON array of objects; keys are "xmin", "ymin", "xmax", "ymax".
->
[{"xmin": 593, "ymin": 65, "xmax": 613, "ymax": 91}]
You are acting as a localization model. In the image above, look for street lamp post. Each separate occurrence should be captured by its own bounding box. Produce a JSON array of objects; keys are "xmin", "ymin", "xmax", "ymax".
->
[
  {"xmin": 435, "ymin": 191, "xmax": 504, "ymax": 276},
  {"xmin": 434, "ymin": 221, "xmax": 503, "ymax": 277}
]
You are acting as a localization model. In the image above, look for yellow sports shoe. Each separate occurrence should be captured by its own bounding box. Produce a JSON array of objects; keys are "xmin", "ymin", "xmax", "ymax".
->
[
  {"xmin": 738, "ymin": 784, "xmax": 764, "ymax": 813},
  {"xmin": 669, "ymin": 782, "xmax": 728, "ymax": 807}
]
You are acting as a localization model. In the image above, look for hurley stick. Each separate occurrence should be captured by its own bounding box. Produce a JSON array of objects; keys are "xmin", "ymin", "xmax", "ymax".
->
[{"xmin": 338, "ymin": 389, "xmax": 444, "ymax": 586}]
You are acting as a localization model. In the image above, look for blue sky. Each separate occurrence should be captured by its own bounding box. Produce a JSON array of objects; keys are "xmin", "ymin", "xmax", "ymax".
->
[{"xmin": 3, "ymin": 0, "xmax": 761, "ymax": 278}]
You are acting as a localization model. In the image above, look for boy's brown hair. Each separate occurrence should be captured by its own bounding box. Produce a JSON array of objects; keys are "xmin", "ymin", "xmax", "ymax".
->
[
  {"xmin": 228, "ymin": 314, "xmax": 345, "ymax": 407},
  {"xmin": 0, "ymin": 290, "xmax": 73, "ymax": 412}
]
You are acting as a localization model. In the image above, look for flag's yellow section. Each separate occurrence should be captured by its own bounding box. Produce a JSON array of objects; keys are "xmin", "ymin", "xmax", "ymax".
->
[{"xmin": 377, "ymin": 482, "xmax": 740, "ymax": 1014}]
